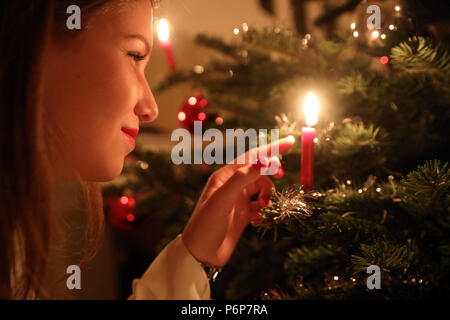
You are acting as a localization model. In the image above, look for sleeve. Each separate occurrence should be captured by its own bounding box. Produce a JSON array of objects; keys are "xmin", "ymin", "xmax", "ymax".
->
[{"xmin": 127, "ymin": 233, "xmax": 211, "ymax": 300}]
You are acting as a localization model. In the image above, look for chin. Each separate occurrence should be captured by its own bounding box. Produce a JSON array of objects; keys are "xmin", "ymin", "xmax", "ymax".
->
[{"xmin": 82, "ymin": 161, "xmax": 124, "ymax": 182}]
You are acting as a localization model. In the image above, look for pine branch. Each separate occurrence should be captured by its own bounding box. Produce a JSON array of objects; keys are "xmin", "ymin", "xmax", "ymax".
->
[
  {"xmin": 336, "ymin": 71, "xmax": 371, "ymax": 97},
  {"xmin": 390, "ymin": 36, "xmax": 450, "ymax": 80},
  {"xmin": 399, "ymin": 160, "xmax": 450, "ymax": 224},
  {"xmin": 331, "ymin": 123, "xmax": 389, "ymax": 158},
  {"xmin": 241, "ymin": 28, "xmax": 311, "ymax": 63},
  {"xmin": 195, "ymin": 34, "xmax": 243, "ymax": 59},
  {"xmin": 318, "ymin": 212, "xmax": 387, "ymax": 236},
  {"xmin": 284, "ymin": 245, "xmax": 339, "ymax": 279},
  {"xmin": 351, "ymin": 239, "xmax": 419, "ymax": 273}
]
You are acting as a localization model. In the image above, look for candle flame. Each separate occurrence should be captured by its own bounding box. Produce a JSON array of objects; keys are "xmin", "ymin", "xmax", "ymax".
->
[
  {"xmin": 303, "ymin": 92, "xmax": 320, "ymax": 127},
  {"xmin": 157, "ymin": 18, "xmax": 170, "ymax": 43}
]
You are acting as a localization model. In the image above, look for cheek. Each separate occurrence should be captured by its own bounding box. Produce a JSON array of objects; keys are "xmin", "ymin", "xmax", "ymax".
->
[{"xmin": 44, "ymin": 50, "xmax": 139, "ymax": 181}]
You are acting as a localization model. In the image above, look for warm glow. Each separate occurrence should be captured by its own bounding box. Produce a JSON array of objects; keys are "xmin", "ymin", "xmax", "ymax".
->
[
  {"xmin": 381, "ymin": 33, "xmax": 386, "ymax": 39},
  {"xmin": 371, "ymin": 30, "xmax": 380, "ymax": 39},
  {"xmin": 350, "ymin": 22, "xmax": 356, "ymax": 30},
  {"xmin": 389, "ymin": 24, "xmax": 395, "ymax": 30},
  {"xmin": 395, "ymin": 5, "xmax": 401, "ymax": 12},
  {"xmin": 353, "ymin": 31, "xmax": 359, "ymax": 38},
  {"xmin": 303, "ymin": 92, "xmax": 320, "ymax": 127},
  {"xmin": 157, "ymin": 18, "xmax": 170, "ymax": 43}
]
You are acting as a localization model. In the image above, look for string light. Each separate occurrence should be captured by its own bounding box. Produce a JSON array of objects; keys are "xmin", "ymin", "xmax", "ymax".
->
[
  {"xmin": 242, "ymin": 23, "xmax": 249, "ymax": 32},
  {"xmin": 376, "ymin": 187, "xmax": 382, "ymax": 192},
  {"xmin": 353, "ymin": 31, "xmax": 359, "ymax": 38},
  {"xmin": 381, "ymin": 34, "xmax": 386, "ymax": 39},
  {"xmin": 313, "ymin": 137, "xmax": 319, "ymax": 143},
  {"xmin": 215, "ymin": 117, "xmax": 223, "ymax": 125},
  {"xmin": 358, "ymin": 189, "xmax": 363, "ymax": 193},
  {"xmin": 350, "ymin": 22, "xmax": 356, "ymax": 30},
  {"xmin": 395, "ymin": 5, "xmax": 401, "ymax": 12},
  {"xmin": 333, "ymin": 276, "xmax": 339, "ymax": 281},
  {"xmin": 389, "ymin": 24, "xmax": 395, "ymax": 30},
  {"xmin": 371, "ymin": 30, "xmax": 380, "ymax": 39},
  {"xmin": 193, "ymin": 65, "xmax": 204, "ymax": 74},
  {"xmin": 346, "ymin": 180, "xmax": 352, "ymax": 185},
  {"xmin": 380, "ymin": 56, "xmax": 389, "ymax": 65},
  {"xmin": 137, "ymin": 160, "xmax": 149, "ymax": 170},
  {"xmin": 233, "ymin": 28, "xmax": 239, "ymax": 35}
]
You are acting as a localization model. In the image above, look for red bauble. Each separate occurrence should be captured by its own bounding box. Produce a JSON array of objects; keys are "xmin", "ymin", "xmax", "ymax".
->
[
  {"xmin": 109, "ymin": 195, "xmax": 137, "ymax": 231},
  {"xmin": 177, "ymin": 93, "xmax": 216, "ymax": 133}
]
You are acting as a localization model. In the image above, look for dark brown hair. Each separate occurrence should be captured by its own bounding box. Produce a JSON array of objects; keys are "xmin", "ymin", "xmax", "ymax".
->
[{"xmin": 0, "ymin": 0, "xmax": 138, "ymax": 299}]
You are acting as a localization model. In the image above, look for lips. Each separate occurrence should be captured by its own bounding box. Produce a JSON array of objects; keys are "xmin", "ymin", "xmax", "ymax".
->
[
  {"xmin": 121, "ymin": 127, "xmax": 139, "ymax": 148},
  {"xmin": 121, "ymin": 127, "xmax": 139, "ymax": 137}
]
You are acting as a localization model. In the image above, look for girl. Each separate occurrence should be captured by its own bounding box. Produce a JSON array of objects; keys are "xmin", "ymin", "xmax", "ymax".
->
[{"xmin": 0, "ymin": 0, "xmax": 294, "ymax": 299}]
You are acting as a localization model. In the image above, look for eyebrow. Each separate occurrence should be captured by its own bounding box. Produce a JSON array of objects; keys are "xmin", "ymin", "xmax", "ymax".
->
[{"xmin": 124, "ymin": 34, "xmax": 152, "ymax": 55}]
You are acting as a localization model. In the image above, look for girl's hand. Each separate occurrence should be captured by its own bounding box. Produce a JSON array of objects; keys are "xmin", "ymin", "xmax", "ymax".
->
[{"xmin": 181, "ymin": 136, "xmax": 295, "ymax": 267}]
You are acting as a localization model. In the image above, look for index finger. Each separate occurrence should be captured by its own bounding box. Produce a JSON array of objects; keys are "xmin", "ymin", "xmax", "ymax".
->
[{"xmin": 227, "ymin": 135, "xmax": 295, "ymax": 171}]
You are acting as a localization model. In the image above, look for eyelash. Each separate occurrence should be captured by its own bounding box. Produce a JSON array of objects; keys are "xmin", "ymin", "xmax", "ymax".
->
[{"xmin": 128, "ymin": 52, "xmax": 146, "ymax": 61}]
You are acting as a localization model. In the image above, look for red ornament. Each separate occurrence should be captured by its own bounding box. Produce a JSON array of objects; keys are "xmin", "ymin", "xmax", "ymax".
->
[
  {"xmin": 109, "ymin": 195, "xmax": 137, "ymax": 231},
  {"xmin": 178, "ymin": 93, "xmax": 216, "ymax": 133},
  {"xmin": 380, "ymin": 56, "xmax": 389, "ymax": 65}
]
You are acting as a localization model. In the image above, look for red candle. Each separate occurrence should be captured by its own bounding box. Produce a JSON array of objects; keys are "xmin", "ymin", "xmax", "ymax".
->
[
  {"xmin": 301, "ymin": 127, "xmax": 315, "ymax": 187},
  {"xmin": 157, "ymin": 18, "xmax": 176, "ymax": 72},
  {"xmin": 300, "ymin": 92, "xmax": 320, "ymax": 188},
  {"xmin": 159, "ymin": 40, "xmax": 177, "ymax": 71}
]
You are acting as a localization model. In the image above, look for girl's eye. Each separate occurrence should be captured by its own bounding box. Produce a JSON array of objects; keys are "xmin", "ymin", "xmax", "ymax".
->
[{"xmin": 128, "ymin": 52, "xmax": 146, "ymax": 61}]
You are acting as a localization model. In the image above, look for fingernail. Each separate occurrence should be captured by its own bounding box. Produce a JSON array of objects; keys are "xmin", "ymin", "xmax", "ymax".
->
[{"xmin": 252, "ymin": 156, "xmax": 269, "ymax": 169}]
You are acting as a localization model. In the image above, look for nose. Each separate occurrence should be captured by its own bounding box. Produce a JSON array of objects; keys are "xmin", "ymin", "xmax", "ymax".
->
[{"xmin": 135, "ymin": 76, "xmax": 159, "ymax": 123}]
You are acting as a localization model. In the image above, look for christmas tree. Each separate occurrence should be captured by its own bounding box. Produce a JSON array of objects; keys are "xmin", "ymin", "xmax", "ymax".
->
[{"xmin": 103, "ymin": 1, "xmax": 449, "ymax": 299}]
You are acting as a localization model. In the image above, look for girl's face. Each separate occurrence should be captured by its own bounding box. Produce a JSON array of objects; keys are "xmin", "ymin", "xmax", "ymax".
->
[{"xmin": 42, "ymin": 0, "xmax": 158, "ymax": 182}]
